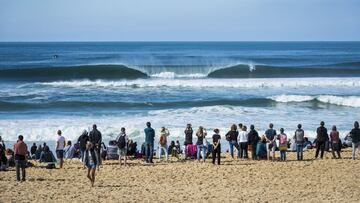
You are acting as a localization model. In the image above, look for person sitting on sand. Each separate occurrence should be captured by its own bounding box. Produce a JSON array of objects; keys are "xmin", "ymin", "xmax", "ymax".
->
[
  {"xmin": 256, "ymin": 135, "xmax": 267, "ymax": 159},
  {"xmin": 144, "ymin": 122, "xmax": 155, "ymax": 164},
  {"xmin": 170, "ymin": 141, "xmax": 181, "ymax": 159},
  {"xmin": 265, "ymin": 123, "xmax": 277, "ymax": 161},
  {"xmin": 196, "ymin": 126, "xmax": 207, "ymax": 162},
  {"xmin": 346, "ymin": 121, "xmax": 360, "ymax": 160},
  {"xmin": 225, "ymin": 124, "xmax": 239, "ymax": 159},
  {"xmin": 212, "ymin": 129, "xmax": 221, "ymax": 165},
  {"xmin": 63, "ymin": 141, "xmax": 75, "ymax": 159},
  {"xmin": 278, "ymin": 128, "xmax": 287, "ymax": 161},
  {"xmin": 106, "ymin": 140, "xmax": 119, "ymax": 160},
  {"xmin": 89, "ymin": 124, "xmax": 102, "ymax": 167},
  {"xmin": 293, "ymin": 124, "xmax": 305, "ymax": 160},
  {"xmin": 175, "ymin": 140, "xmax": 182, "ymax": 154},
  {"xmin": 238, "ymin": 125, "xmax": 248, "ymax": 159},
  {"xmin": 39, "ymin": 145, "xmax": 57, "ymax": 169},
  {"xmin": 248, "ymin": 125, "xmax": 259, "ymax": 160},
  {"xmin": 315, "ymin": 121, "xmax": 328, "ymax": 159},
  {"xmin": 116, "ymin": 127, "xmax": 128, "ymax": 166},
  {"xmin": 30, "ymin": 143, "xmax": 37, "ymax": 159},
  {"xmin": 35, "ymin": 144, "xmax": 43, "ymax": 160},
  {"xmin": 84, "ymin": 141, "xmax": 98, "ymax": 187},
  {"xmin": 158, "ymin": 127, "xmax": 170, "ymax": 162},
  {"xmin": 56, "ymin": 130, "xmax": 66, "ymax": 168},
  {"xmin": 127, "ymin": 139, "xmax": 137, "ymax": 157}
]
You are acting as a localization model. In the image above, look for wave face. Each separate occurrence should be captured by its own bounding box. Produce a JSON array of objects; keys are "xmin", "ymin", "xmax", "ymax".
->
[
  {"xmin": 0, "ymin": 65, "xmax": 148, "ymax": 81},
  {"xmin": 1, "ymin": 62, "xmax": 360, "ymax": 81}
]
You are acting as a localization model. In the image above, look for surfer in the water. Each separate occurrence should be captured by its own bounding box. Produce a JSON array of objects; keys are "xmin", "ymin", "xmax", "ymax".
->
[{"xmin": 52, "ymin": 55, "xmax": 58, "ymax": 59}]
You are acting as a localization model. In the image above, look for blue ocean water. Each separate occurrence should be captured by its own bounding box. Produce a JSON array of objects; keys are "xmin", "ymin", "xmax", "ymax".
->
[{"xmin": 0, "ymin": 42, "xmax": 360, "ymax": 143}]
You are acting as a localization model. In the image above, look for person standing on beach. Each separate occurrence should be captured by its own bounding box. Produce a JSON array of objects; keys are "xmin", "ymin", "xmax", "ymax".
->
[
  {"xmin": 77, "ymin": 130, "xmax": 89, "ymax": 163},
  {"xmin": 84, "ymin": 141, "xmax": 98, "ymax": 187},
  {"xmin": 56, "ymin": 130, "xmax": 65, "ymax": 168},
  {"xmin": 196, "ymin": 126, "xmax": 207, "ymax": 162},
  {"xmin": 329, "ymin": 125, "xmax": 341, "ymax": 159},
  {"xmin": 116, "ymin": 127, "xmax": 128, "ymax": 166},
  {"xmin": 293, "ymin": 124, "xmax": 305, "ymax": 161},
  {"xmin": 315, "ymin": 121, "xmax": 328, "ymax": 159},
  {"xmin": 346, "ymin": 121, "xmax": 360, "ymax": 160},
  {"xmin": 278, "ymin": 128, "xmax": 287, "ymax": 161},
  {"xmin": 238, "ymin": 125, "xmax": 248, "ymax": 159},
  {"xmin": 13, "ymin": 135, "xmax": 28, "ymax": 181},
  {"xmin": 89, "ymin": 124, "xmax": 102, "ymax": 167},
  {"xmin": 225, "ymin": 124, "xmax": 239, "ymax": 159},
  {"xmin": 158, "ymin": 127, "xmax": 169, "ymax": 162},
  {"xmin": 212, "ymin": 129, "xmax": 221, "ymax": 165},
  {"xmin": 144, "ymin": 122, "xmax": 155, "ymax": 164},
  {"xmin": 265, "ymin": 123, "xmax": 277, "ymax": 161},
  {"xmin": 184, "ymin": 124, "xmax": 193, "ymax": 146},
  {"xmin": 247, "ymin": 125, "xmax": 259, "ymax": 160}
]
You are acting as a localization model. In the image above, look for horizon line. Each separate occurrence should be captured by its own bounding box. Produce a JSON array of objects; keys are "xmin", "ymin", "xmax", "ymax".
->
[{"xmin": 1, "ymin": 40, "xmax": 360, "ymax": 43}]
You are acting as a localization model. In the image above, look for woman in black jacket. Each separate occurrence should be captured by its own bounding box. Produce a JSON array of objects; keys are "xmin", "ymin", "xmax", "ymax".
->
[{"xmin": 247, "ymin": 125, "xmax": 259, "ymax": 160}]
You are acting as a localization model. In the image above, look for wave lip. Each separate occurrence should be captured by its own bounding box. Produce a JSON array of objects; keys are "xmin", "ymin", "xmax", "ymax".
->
[{"xmin": 269, "ymin": 94, "xmax": 360, "ymax": 108}]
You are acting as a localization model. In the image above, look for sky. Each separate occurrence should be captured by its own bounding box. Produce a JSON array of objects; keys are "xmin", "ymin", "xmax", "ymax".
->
[{"xmin": 0, "ymin": 0, "xmax": 359, "ymax": 41}]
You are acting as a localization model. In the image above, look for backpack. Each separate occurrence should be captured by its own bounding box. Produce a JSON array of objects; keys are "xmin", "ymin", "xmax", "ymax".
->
[
  {"xmin": 117, "ymin": 134, "xmax": 126, "ymax": 149},
  {"xmin": 280, "ymin": 134, "xmax": 287, "ymax": 145},
  {"xmin": 295, "ymin": 129, "xmax": 305, "ymax": 143},
  {"xmin": 160, "ymin": 134, "xmax": 167, "ymax": 145}
]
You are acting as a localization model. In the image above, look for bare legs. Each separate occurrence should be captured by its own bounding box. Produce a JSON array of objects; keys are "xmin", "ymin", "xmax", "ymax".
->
[{"xmin": 87, "ymin": 168, "xmax": 96, "ymax": 187}]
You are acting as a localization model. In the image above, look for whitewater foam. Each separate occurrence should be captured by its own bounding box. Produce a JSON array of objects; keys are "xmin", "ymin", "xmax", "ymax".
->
[
  {"xmin": 269, "ymin": 94, "xmax": 360, "ymax": 108},
  {"xmin": 35, "ymin": 77, "xmax": 360, "ymax": 89}
]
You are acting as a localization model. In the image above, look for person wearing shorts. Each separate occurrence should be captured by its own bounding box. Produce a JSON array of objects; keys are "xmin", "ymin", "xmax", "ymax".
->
[
  {"xmin": 84, "ymin": 141, "xmax": 98, "ymax": 187},
  {"xmin": 56, "ymin": 130, "xmax": 66, "ymax": 168},
  {"xmin": 117, "ymin": 128, "xmax": 128, "ymax": 166}
]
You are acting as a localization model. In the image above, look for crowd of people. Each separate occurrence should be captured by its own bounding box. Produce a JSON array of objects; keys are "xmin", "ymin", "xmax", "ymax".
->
[{"xmin": 1, "ymin": 120, "xmax": 360, "ymax": 186}]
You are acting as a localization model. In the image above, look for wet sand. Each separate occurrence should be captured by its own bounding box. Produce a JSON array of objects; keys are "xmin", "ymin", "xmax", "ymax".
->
[{"xmin": 1, "ymin": 149, "xmax": 360, "ymax": 202}]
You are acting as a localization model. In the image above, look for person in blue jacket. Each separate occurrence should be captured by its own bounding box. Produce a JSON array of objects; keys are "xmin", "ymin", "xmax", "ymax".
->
[{"xmin": 144, "ymin": 122, "xmax": 155, "ymax": 164}]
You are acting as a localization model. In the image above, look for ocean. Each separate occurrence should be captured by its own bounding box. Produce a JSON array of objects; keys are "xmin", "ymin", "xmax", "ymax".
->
[{"xmin": 0, "ymin": 41, "xmax": 360, "ymax": 146}]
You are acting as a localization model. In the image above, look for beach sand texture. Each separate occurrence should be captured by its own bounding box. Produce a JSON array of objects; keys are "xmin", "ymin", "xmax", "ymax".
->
[{"xmin": 1, "ymin": 149, "xmax": 360, "ymax": 203}]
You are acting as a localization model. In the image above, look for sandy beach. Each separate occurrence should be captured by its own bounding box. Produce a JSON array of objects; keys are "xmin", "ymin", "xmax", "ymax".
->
[{"xmin": 1, "ymin": 149, "xmax": 360, "ymax": 203}]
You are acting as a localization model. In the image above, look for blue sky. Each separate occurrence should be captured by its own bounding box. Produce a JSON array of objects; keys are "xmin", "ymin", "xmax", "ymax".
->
[{"xmin": 0, "ymin": 0, "xmax": 359, "ymax": 41}]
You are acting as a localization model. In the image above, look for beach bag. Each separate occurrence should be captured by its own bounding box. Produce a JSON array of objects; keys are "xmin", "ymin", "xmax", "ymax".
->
[
  {"xmin": 160, "ymin": 134, "xmax": 167, "ymax": 145},
  {"xmin": 117, "ymin": 135, "xmax": 126, "ymax": 149},
  {"xmin": 188, "ymin": 145, "xmax": 197, "ymax": 157}
]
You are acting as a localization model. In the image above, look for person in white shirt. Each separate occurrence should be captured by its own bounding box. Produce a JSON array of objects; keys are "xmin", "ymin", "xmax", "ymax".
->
[
  {"xmin": 238, "ymin": 126, "xmax": 249, "ymax": 159},
  {"xmin": 56, "ymin": 130, "xmax": 66, "ymax": 168}
]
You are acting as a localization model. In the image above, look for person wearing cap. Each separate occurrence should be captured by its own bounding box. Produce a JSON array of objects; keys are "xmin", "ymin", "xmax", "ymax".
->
[{"xmin": 315, "ymin": 121, "xmax": 328, "ymax": 159}]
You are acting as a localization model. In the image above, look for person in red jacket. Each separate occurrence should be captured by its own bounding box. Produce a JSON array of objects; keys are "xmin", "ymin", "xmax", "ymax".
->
[{"xmin": 13, "ymin": 135, "xmax": 28, "ymax": 181}]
